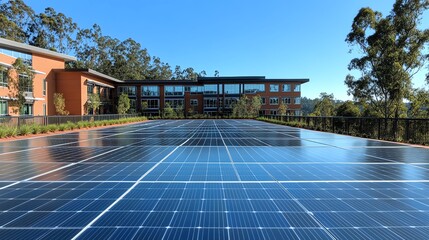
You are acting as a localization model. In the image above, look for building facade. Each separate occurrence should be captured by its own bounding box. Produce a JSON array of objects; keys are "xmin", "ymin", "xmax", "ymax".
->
[
  {"xmin": 118, "ymin": 77, "xmax": 309, "ymax": 116},
  {"xmin": 0, "ymin": 38, "xmax": 309, "ymax": 116}
]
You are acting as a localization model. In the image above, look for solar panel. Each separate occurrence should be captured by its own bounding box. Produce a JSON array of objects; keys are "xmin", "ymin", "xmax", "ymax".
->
[{"xmin": 0, "ymin": 119, "xmax": 428, "ymax": 239}]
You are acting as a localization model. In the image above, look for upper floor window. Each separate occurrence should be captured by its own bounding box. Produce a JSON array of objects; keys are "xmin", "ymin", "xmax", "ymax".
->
[
  {"xmin": 189, "ymin": 86, "xmax": 204, "ymax": 94},
  {"xmin": 244, "ymin": 84, "xmax": 265, "ymax": 93},
  {"xmin": 270, "ymin": 84, "xmax": 279, "ymax": 92},
  {"xmin": 294, "ymin": 84, "xmax": 301, "ymax": 92},
  {"xmin": 165, "ymin": 86, "xmax": 184, "ymax": 96},
  {"xmin": 295, "ymin": 97, "xmax": 301, "ymax": 104},
  {"xmin": 190, "ymin": 99, "xmax": 198, "ymax": 106},
  {"xmin": 19, "ymin": 75, "xmax": 32, "ymax": 92},
  {"xmin": 204, "ymin": 84, "xmax": 218, "ymax": 94},
  {"xmin": 0, "ymin": 47, "xmax": 32, "ymax": 65},
  {"xmin": 118, "ymin": 86, "xmax": 137, "ymax": 96},
  {"xmin": 224, "ymin": 84, "xmax": 240, "ymax": 94},
  {"xmin": 142, "ymin": 86, "xmax": 159, "ymax": 96},
  {"xmin": 87, "ymin": 84, "xmax": 94, "ymax": 94},
  {"xmin": 0, "ymin": 69, "xmax": 8, "ymax": 87},
  {"xmin": 283, "ymin": 84, "xmax": 291, "ymax": 92}
]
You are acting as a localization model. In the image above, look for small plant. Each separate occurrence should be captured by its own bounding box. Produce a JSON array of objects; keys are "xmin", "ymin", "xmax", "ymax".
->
[{"xmin": 18, "ymin": 125, "xmax": 32, "ymax": 135}]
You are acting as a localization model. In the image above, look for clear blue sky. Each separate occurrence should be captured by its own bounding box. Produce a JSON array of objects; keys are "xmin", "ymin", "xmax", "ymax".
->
[{"xmin": 27, "ymin": 0, "xmax": 429, "ymax": 100}]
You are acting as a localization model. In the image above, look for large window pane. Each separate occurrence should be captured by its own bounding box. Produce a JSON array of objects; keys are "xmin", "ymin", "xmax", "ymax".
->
[
  {"xmin": 142, "ymin": 86, "xmax": 159, "ymax": 96},
  {"xmin": 270, "ymin": 84, "xmax": 279, "ymax": 92},
  {"xmin": 142, "ymin": 99, "xmax": 159, "ymax": 109},
  {"xmin": 244, "ymin": 84, "xmax": 265, "ymax": 93},
  {"xmin": 204, "ymin": 84, "xmax": 219, "ymax": 94},
  {"xmin": 118, "ymin": 86, "xmax": 136, "ymax": 96},
  {"xmin": 294, "ymin": 84, "xmax": 301, "ymax": 92},
  {"xmin": 165, "ymin": 86, "xmax": 184, "ymax": 96},
  {"xmin": 224, "ymin": 84, "xmax": 240, "ymax": 94},
  {"xmin": 0, "ymin": 69, "xmax": 8, "ymax": 87},
  {"xmin": 0, "ymin": 100, "xmax": 7, "ymax": 115},
  {"xmin": 283, "ymin": 84, "xmax": 291, "ymax": 92}
]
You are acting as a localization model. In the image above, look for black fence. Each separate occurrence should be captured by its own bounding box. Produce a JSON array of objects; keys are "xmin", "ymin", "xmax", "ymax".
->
[
  {"xmin": 0, "ymin": 114, "xmax": 140, "ymax": 128},
  {"xmin": 264, "ymin": 115, "xmax": 429, "ymax": 145}
]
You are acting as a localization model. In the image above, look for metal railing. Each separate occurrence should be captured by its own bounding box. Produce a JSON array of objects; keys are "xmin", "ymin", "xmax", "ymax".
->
[
  {"xmin": 263, "ymin": 115, "xmax": 429, "ymax": 145},
  {"xmin": 0, "ymin": 114, "xmax": 140, "ymax": 128}
]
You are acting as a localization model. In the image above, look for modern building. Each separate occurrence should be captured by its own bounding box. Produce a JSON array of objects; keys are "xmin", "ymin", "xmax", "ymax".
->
[
  {"xmin": 119, "ymin": 77, "xmax": 309, "ymax": 116},
  {"xmin": 0, "ymin": 37, "xmax": 309, "ymax": 116}
]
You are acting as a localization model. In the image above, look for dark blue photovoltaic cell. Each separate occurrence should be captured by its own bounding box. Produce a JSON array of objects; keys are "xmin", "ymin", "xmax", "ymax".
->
[{"xmin": 0, "ymin": 119, "xmax": 428, "ymax": 239}]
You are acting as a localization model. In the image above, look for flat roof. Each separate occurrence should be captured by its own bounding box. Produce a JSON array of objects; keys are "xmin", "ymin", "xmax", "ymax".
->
[
  {"xmin": 0, "ymin": 37, "xmax": 76, "ymax": 62},
  {"xmin": 121, "ymin": 76, "xmax": 309, "ymax": 85}
]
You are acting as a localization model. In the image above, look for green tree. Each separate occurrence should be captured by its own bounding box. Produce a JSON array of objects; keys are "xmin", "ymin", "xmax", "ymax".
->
[
  {"xmin": 345, "ymin": 0, "xmax": 429, "ymax": 119},
  {"xmin": 53, "ymin": 92, "xmax": 69, "ymax": 115},
  {"xmin": 250, "ymin": 95, "xmax": 262, "ymax": 117},
  {"xmin": 163, "ymin": 102, "xmax": 176, "ymax": 118},
  {"xmin": 335, "ymin": 101, "xmax": 360, "ymax": 117},
  {"xmin": 87, "ymin": 93, "xmax": 101, "ymax": 115},
  {"xmin": 232, "ymin": 95, "xmax": 261, "ymax": 118},
  {"xmin": 0, "ymin": 0, "xmax": 35, "ymax": 43},
  {"xmin": 141, "ymin": 100, "xmax": 148, "ymax": 113},
  {"xmin": 232, "ymin": 95, "xmax": 249, "ymax": 118},
  {"xmin": 29, "ymin": 7, "xmax": 78, "ymax": 53},
  {"xmin": 278, "ymin": 101, "xmax": 287, "ymax": 116},
  {"xmin": 311, "ymin": 93, "xmax": 335, "ymax": 116},
  {"xmin": 408, "ymin": 88, "xmax": 429, "ymax": 118},
  {"xmin": 7, "ymin": 58, "xmax": 34, "ymax": 115},
  {"xmin": 301, "ymin": 97, "xmax": 317, "ymax": 116},
  {"xmin": 117, "ymin": 93, "xmax": 130, "ymax": 114}
]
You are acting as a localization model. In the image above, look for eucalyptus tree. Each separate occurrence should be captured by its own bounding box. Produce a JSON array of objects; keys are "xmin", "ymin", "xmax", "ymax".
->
[
  {"xmin": 345, "ymin": 0, "xmax": 429, "ymax": 119},
  {"xmin": 0, "ymin": 0, "xmax": 35, "ymax": 42}
]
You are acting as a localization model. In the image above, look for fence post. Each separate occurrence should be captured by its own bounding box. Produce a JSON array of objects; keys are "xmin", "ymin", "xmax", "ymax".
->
[
  {"xmin": 405, "ymin": 119, "xmax": 410, "ymax": 142},
  {"xmin": 377, "ymin": 118, "xmax": 381, "ymax": 139}
]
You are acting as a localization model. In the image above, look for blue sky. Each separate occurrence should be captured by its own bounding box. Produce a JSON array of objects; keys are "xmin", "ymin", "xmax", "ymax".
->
[{"xmin": 27, "ymin": 0, "xmax": 429, "ymax": 100}]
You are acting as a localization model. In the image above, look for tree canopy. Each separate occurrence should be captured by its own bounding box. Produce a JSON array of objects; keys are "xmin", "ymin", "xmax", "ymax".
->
[
  {"xmin": 0, "ymin": 0, "xmax": 206, "ymax": 80},
  {"xmin": 345, "ymin": 0, "xmax": 429, "ymax": 119}
]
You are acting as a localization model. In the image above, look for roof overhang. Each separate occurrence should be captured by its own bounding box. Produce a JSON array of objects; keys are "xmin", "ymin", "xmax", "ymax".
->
[{"xmin": 0, "ymin": 38, "xmax": 76, "ymax": 62}]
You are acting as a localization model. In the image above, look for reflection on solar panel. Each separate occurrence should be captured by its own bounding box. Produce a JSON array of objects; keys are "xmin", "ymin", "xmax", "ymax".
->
[{"xmin": 0, "ymin": 119, "xmax": 428, "ymax": 239}]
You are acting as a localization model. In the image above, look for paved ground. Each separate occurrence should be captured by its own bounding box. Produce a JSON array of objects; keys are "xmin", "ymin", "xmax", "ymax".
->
[{"xmin": 0, "ymin": 119, "xmax": 428, "ymax": 240}]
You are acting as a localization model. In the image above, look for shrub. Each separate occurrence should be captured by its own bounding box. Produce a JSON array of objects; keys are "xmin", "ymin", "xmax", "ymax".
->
[
  {"xmin": 19, "ymin": 125, "xmax": 33, "ymax": 136},
  {"xmin": 31, "ymin": 124, "xmax": 42, "ymax": 134}
]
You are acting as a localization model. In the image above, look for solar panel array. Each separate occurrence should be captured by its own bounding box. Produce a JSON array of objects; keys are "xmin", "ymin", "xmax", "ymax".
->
[{"xmin": 0, "ymin": 119, "xmax": 428, "ymax": 239}]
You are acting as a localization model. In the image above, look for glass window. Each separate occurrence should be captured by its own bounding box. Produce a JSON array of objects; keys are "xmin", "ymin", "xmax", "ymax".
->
[
  {"xmin": 283, "ymin": 84, "xmax": 291, "ymax": 92},
  {"xmin": 0, "ymin": 100, "xmax": 7, "ymax": 115},
  {"xmin": 118, "ymin": 86, "xmax": 136, "ymax": 96},
  {"xmin": 270, "ymin": 84, "xmax": 279, "ymax": 92},
  {"xmin": 224, "ymin": 98, "xmax": 238, "ymax": 108},
  {"xmin": 270, "ymin": 110, "xmax": 278, "ymax": 115},
  {"xmin": 43, "ymin": 103, "xmax": 46, "ymax": 116},
  {"xmin": 21, "ymin": 104, "xmax": 33, "ymax": 115},
  {"xmin": 204, "ymin": 98, "xmax": 218, "ymax": 108},
  {"xmin": 295, "ymin": 97, "xmax": 301, "ymax": 104},
  {"xmin": 269, "ymin": 97, "xmax": 279, "ymax": 105},
  {"xmin": 244, "ymin": 84, "xmax": 265, "ymax": 93},
  {"xmin": 190, "ymin": 99, "xmax": 198, "ymax": 106},
  {"xmin": 295, "ymin": 110, "xmax": 301, "ymax": 116},
  {"xmin": 87, "ymin": 84, "xmax": 94, "ymax": 94},
  {"xmin": 224, "ymin": 84, "xmax": 240, "ymax": 94},
  {"xmin": 294, "ymin": 84, "xmax": 301, "ymax": 92},
  {"xmin": 190, "ymin": 86, "xmax": 204, "ymax": 94},
  {"xmin": 129, "ymin": 99, "xmax": 136, "ymax": 112},
  {"xmin": 43, "ymin": 79, "xmax": 46, "ymax": 95},
  {"xmin": 142, "ymin": 99, "xmax": 159, "ymax": 109},
  {"xmin": 204, "ymin": 84, "xmax": 218, "ymax": 94},
  {"xmin": 19, "ymin": 75, "xmax": 32, "ymax": 92},
  {"xmin": 165, "ymin": 86, "xmax": 184, "ymax": 96},
  {"xmin": 0, "ymin": 47, "xmax": 32, "ymax": 65},
  {"xmin": 0, "ymin": 69, "xmax": 8, "ymax": 87},
  {"xmin": 142, "ymin": 86, "xmax": 159, "ymax": 96},
  {"xmin": 282, "ymin": 97, "xmax": 291, "ymax": 104},
  {"xmin": 165, "ymin": 99, "xmax": 184, "ymax": 108},
  {"xmin": 261, "ymin": 97, "xmax": 266, "ymax": 105}
]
